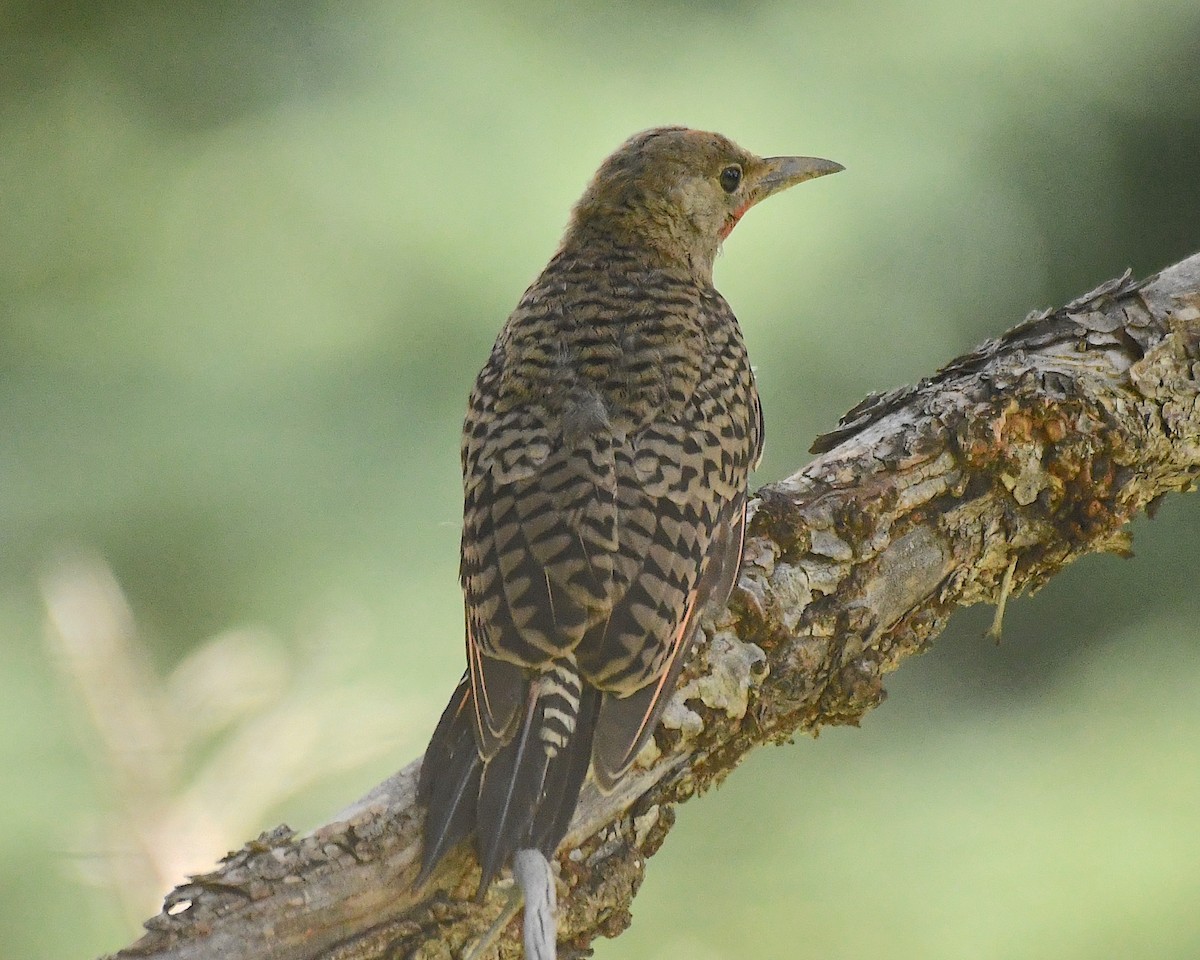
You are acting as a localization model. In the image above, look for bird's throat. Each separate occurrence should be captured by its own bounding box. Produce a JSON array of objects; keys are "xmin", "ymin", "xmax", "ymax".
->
[{"xmin": 719, "ymin": 201, "xmax": 752, "ymax": 241}]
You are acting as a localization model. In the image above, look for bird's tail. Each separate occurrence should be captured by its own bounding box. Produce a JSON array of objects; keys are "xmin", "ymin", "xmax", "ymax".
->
[
  {"xmin": 416, "ymin": 674, "xmax": 482, "ymax": 885},
  {"xmin": 417, "ymin": 660, "xmax": 601, "ymax": 896}
]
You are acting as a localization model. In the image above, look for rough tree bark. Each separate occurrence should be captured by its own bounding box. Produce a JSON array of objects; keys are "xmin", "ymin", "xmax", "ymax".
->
[{"xmin": 104, "ymin": 253, "xmax": 1200, "ymax": 960}]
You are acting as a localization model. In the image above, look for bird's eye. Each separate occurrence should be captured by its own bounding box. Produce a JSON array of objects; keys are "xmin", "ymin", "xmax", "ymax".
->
[{"xmin": 719, "ymin": 165, "xmax": 743, "ymax": 193}]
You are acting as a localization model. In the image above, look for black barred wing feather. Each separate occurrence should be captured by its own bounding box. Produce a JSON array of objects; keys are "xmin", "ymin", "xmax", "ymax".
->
[{"xmin": 586, "ymin": 494, "xmax": 749, "ymax": 789}]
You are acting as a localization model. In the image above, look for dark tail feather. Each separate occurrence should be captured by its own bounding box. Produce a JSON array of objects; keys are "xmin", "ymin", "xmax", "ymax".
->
[
  {"xmin": 529, "ymin": 683, "xmax": 600, "ymax": 856},
  {"xmin": 422, "ymin": 660, "xmax": 600, "ymax": 897},
  {"xmin": 476, "ymin": 687, "xmax": 547, "ymax": 895},
  {"xmin": 416, "ymin": 675, "xmax": 483, "ymax": 885},
  {"xmin": 475, "ymin": 661, "xmax": 598, "ymax": 896}
]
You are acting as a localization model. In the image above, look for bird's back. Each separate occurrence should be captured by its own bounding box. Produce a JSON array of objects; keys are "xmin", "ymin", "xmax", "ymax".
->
[{"xmin": 419, "ymin": 239, "xmax": 762, "ymax": 889}]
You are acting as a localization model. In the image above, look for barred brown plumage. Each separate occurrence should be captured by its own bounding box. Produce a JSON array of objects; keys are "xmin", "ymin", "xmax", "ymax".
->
[{"xmin": 417, "ymin": 128, "xmax": 842, "ymax": 936}]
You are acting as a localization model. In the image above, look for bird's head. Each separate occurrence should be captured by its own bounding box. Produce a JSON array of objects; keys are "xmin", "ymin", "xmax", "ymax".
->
[{"xmin": 565, "ymin": 127, "xmax": 843, "ymax": 278}]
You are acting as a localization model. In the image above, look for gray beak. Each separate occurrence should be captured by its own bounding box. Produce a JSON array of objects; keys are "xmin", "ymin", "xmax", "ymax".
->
[{"xmin": 753, "ymin": 156, "xmax": 845, "ymax": 200}]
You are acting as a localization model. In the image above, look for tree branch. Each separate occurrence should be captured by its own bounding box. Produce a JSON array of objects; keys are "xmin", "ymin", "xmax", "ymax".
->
[{"xmin": 105, "ymin": 253, "xmax": 1200, "ymax": 960}]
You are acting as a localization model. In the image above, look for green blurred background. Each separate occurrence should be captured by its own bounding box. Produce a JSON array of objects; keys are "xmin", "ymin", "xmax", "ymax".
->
[{"xmin": 3, "ymin": 1, "xmax": 1199, "ymax": 957}]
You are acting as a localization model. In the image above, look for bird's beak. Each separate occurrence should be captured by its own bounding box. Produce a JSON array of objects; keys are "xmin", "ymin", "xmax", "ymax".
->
[{"xmin": 752, "ymin": 156, "xmax": 844, "ymax": 203}]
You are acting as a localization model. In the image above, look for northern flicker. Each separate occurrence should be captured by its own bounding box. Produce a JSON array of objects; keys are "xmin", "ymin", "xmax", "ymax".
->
[{"xmin": 418, "ymin": 127, "xmax": 841, "ymax": 925}]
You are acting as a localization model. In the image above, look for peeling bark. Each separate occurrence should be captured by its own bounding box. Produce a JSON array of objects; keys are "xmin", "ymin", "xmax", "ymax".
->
[{"xmin": 104, "ymin": 254, "xmax": 1200, "ymax": 960}]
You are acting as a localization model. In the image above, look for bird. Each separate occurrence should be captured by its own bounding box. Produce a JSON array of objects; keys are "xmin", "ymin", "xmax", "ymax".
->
[{"xmin": 417, "ymin": 127, "xmax": 842, "ymax": 949}]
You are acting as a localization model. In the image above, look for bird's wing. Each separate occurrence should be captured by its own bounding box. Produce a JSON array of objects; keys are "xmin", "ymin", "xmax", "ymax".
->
[
  {"xmin": 459, "ymin": 382, "xmax": 622, "ymax": 757},
  {"xmin": 455, "ymin": 394, "xmax": 625, "ymax": 887},
  {"xmin": 578, "ymin": 411, "xmax": 755, "ymax": 789}
]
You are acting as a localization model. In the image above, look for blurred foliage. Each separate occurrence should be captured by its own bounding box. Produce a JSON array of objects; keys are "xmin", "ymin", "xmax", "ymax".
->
[{"xmin": 1, "ymin": 1, "xmax": 1198, "ymax": 958}]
